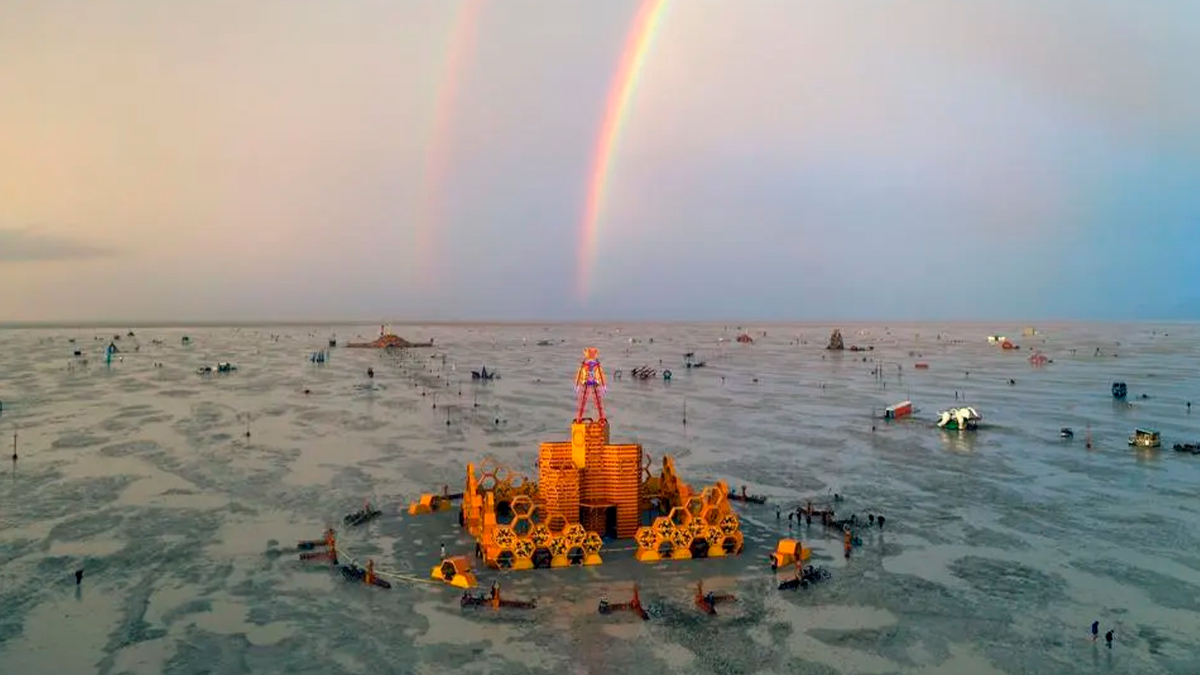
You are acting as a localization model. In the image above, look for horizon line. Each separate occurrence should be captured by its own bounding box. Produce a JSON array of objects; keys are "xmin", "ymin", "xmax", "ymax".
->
[{"xmin": 1, "ymin": 317, "xmax": 1195, "ymax": 330}]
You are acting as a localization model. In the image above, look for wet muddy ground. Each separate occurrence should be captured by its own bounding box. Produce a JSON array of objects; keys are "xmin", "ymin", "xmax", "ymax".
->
[{"xmin": 1, "ymin": 323, "xmax": 1198, "ymax": 674}]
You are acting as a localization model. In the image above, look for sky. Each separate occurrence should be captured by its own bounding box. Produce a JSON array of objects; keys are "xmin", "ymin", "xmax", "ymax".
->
[{"xmin": 1, "ymin": 0, "xmax": 1198, "ymax": 323}]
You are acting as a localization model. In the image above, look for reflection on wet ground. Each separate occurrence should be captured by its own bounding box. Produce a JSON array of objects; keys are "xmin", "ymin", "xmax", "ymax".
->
[{"xmin": 1, "ymin": 323, "xmax": 1198, "ymax": 674}]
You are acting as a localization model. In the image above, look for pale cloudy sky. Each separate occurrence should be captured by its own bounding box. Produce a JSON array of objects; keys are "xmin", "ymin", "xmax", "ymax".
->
[{"xmin": 1, "ymin": 0, "xmax": 1197, "ymax": 323}]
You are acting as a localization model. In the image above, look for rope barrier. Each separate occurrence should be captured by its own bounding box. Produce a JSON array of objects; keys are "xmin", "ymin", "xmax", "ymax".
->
[
  {"xmin": 333, "ymin": 549, "xmax": 442, "ymax": 587},
  {"xmin": 297, "ymin": 525, "xmax": 452, "ymax": 589}
]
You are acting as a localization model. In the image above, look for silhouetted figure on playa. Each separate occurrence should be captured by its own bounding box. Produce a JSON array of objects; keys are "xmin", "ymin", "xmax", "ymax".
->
[
  {"xmin": 75, "ymin": 570, "xmax": 84, "ymax": 585},
  {"xmin": 1105, "ymin": 630, "xmax": 1113, "ymax": 648},
  {"xmin": 1091, "ymin": 621, "xmax": 1099, "ymax": 641}
]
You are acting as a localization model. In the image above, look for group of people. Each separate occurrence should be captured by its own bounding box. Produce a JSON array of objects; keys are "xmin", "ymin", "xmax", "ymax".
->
[
  {"xmin": 774, "ymin": 499, "xmax": 886, "ymax": 559},
  {"xmin": 1091, "ymin": 621, "xmax": 1115, "ymax": 647}
]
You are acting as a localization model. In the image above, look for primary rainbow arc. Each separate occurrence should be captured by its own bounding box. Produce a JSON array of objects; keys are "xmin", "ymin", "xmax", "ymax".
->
[{"xmin": 577, "ymin": 0, "xmax": 673, "ymax": 299}]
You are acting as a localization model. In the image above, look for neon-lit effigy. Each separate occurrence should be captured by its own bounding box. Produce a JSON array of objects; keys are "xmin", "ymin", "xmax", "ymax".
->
[
  {"xmin": 574, "ymin": 347, "xmax": 608, "ymax": 421},
  {"xmin": 414, "ymin": 347, "xmax": 743, "ymax": 570}
]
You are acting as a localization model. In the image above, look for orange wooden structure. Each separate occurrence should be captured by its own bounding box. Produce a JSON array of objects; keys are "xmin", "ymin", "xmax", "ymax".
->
[
  {"xmin": 539, "ymin": 419, "xmax": 643, "ymax": 539},
  {"xmin": 431, "ymin": 555, "xmax": 478, "ymax": 588},
  {"xmin": 438, "ymin": 347, "xmax": 742, "ymax": 570},
  {"xmin": 770, "ymin": 538, "xmax": 810, "ymax": 568}
]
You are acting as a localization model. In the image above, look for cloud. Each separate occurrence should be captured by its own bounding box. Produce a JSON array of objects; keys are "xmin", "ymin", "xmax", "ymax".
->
[{"xmin": 0, "ymin": 228, "xmax": 114, "ymax": 263}]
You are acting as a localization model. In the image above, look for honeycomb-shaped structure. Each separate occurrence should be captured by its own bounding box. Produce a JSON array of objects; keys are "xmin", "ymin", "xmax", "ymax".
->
[
  {"xmin": 530, "ymin": 524, "xmax": 552, "ymax": 548},
  {"xmin": 493, "ymin": 525, "xmax": 516, "ymax": 550},
  {"xmin": 582, "ymin": 532, "xmax": 603, "ymax": 556},
  {"xmin": 668, "ymin": 506, "xmax": 692, "ymax": 528},
  {"xmin": 476, "ymin": 501, "xmax": 604, "ymax": 570},
  {"xmin": 635, "ymin": 527, "xmax": 657, "ymax": 551},
  {"xmin": 476, "ymin": 456, "xmax": 501, "ymax": 478},
  {"xmin": 511, "ymin": 495, "xmax": 533, "ymax": 517},
  {"xmin": 547, "ymin": 514, "xmax": 568, "ymax": 536},
  {"xmin": 431, "ymin": 555, "xmax": 477, "ymax": 588},
  {"xmin": 634, "ymin": 481, "xmax": 743, "ymax": 562},
  {"xmin": 719, "ymin": 514, "xmax": 738, "ymax": 535},
  {"xmin": 641, "ymin": 453, "xmax": 654, "ymax": 483},
  {"xmin": 496, "ymin": 505, "xmax": 516, "ymax": 526},
  {"xmin": 480, "ymin": 521, "xmax": 603, "ymax": 569},
  {"xmin": 514, "ymin": 538, "xmax": 535, "ymax": 561},
  {"xmin": 470, "ymin": 457, "xmax": 525, "ymax": 500},
  {"xmin": 512, "ymin": 515, "xmax": 533, "ymax": 537},
  {"xmin": 527, "ymin": 503, "xmax": 546, "ymax": 525},
  {"xmin": 669, "ymin": 526, "xmax": 691, "ymax": 550},
  {"xmin": 563, "ymin": 523, "xmax": 587, "ymax": 546},
  {"xmin": 494, "ymin": 466, "xmax": 512, "ymax": 485},
  {"xmin": 702, "ymin": 503, "xmax": 723, "ymax": 527},
  {"xmin": 653, "ymin": 516, "xmax": 674, "ymax": 541}
]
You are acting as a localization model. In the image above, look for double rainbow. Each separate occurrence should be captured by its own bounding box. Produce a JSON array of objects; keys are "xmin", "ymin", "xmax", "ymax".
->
[{"xmin": 415, "ymin": 0, "xmax": 672, "ymax": 300}]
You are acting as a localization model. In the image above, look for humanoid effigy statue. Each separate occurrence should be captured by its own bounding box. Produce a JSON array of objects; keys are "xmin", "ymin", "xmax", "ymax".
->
[{"xmin": 573, "ymin": 347, "xmax": 608, "ymax": 421}]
